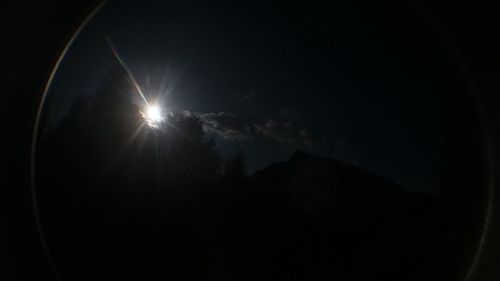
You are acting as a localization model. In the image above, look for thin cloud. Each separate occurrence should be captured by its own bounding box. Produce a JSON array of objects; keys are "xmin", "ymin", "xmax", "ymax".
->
[
  {"xmin": 199, "ymin": 112, "xmax": 252, "ymax": 141},
  {"xmin": 299, "ymin": 129, "xmax": 316, "ymax": 146},
  {"xmin": 254, "ymin": 119, "xmax": 316, "ymax": 146},
  {"xmin": 192, "ymin": 111, "xmax": 318, "ymax": 146}
]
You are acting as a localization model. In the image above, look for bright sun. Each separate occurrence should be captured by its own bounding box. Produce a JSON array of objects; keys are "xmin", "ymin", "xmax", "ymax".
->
[{"xmin": 142, "ymin": 104, "xmax": 165, "ymax": 128}]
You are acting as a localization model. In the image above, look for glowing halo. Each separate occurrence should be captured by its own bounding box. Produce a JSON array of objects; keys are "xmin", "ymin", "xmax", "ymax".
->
[{"xmin": 141, "ymin": 104, "xmax": 165, "ymax": 128}]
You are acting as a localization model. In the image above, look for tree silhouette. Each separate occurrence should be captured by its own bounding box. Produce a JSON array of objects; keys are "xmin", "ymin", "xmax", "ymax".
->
[
  {"xmin": 35, "ymin": 65, "xmax": 225, "ymax": 280},
  {"xmin": 35, "ymin": 64, "xmax": 437, "ymax": 281}
]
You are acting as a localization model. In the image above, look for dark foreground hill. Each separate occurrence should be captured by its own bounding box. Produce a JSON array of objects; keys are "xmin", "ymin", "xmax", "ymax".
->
[
  {"xmin": 38, "ymin": 149, "xmax": 434, "ymax": 281},
  {"xmin": 210, "ymin": 151, "xmax": 434, "ymax": 281}
]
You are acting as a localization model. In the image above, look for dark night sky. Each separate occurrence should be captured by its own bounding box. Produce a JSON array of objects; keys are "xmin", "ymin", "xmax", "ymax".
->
[{"xmin": 42, "ymin": 0, "xmax": 451, "ymax": 192}]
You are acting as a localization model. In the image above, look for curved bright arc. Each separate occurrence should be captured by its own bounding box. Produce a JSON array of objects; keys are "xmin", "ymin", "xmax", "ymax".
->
[{"xmin": 30, "ymin": 1, "xmax": 110, "ymax": 281}]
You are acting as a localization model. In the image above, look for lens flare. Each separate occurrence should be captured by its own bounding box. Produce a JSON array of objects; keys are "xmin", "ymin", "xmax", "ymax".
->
[
  {"xmin": 107, "ymin": 38, "xmax": 168, "ymax": 129},
  {"xmin": 141, "ymin": 104, "xmax": 165, "ymax": 128}
]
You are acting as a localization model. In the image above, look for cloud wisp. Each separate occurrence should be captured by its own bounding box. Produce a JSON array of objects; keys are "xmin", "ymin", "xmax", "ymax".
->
[
  {"xmin": 198, "ymin": 112, "xmax": 252, "ymax": 141},
  {"xmin": 188, "ymin": 110, "xmax": 317, "ymax": 146},
  {"xmin": 254, "ymin": 119, "xmax": 316, "ymax": 146}
]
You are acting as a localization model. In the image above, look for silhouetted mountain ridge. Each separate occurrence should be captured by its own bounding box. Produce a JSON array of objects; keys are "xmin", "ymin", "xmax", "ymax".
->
[
  {"xmin": 246, "ymin": 150, "xmax": 431, "ymax": 227},
  {"xmin": 215, "ymin": 151, "xmax": 434, "ymax": 280}
]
